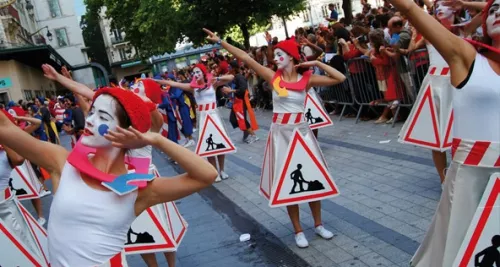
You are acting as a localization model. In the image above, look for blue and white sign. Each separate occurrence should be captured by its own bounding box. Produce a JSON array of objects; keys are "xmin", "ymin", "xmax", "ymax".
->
[{"xmin": 0, "ymin": 78, "xmax": 12, "ymax": 89}]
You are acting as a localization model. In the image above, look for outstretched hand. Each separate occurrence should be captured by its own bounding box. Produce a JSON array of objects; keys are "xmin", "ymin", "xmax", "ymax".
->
[
  {"xmin": 61, "ymin": 66, "xmax": 72, "ymax": 80},
  {"xmin": 203, "ymin": 28, "xmax": 221, "ymax": 43},
  {"xmin": 42, "ymin": 64, "xmax": 59, "ymax": 81},
  {"xmin": 104, "ymin": 126, "xmax": 157, "ymax": 149}
]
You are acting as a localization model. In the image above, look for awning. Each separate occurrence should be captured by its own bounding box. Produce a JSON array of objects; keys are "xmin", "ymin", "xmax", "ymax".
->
[{"xmin": 0, "ymin": 44, "xmax": 73, "ymax": 70}]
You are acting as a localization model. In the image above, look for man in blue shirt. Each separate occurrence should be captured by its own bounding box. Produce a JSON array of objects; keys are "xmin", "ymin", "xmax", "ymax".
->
[{"xmin": 326, "ymin": 3, "xmax": 338, "ymax": 23}]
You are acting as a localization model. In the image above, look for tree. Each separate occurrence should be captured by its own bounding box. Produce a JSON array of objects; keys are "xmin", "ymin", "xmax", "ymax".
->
[
  {"xmin": 87, "ymin": 0, "xmax": 182, "ymax": 58},
  {"xmin": 342, "ymin": 0, "xmax": 353, "ymax": 25},
  {"xmin": 80, "ymin": 0, "xmax": 110, "ymax": 71},
  {"xmin": 178, "ymin": 0, "xmax": 306, "ymax": 49}
]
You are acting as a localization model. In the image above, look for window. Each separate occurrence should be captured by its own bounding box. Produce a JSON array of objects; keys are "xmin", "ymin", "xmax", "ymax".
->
[
  {"xmin": 55, "ymin": 28, "xmax": 69, "ymax": 47},
  {"xmin": 322, "ymin": 6, "xmax": 329, "ymax": 17},
  {"xmin": 303, "ymin": 11, "xmax": 310, "ymax": 22},
  {"xmin": 118, "ymin": 48, "xmax": 127, "ymax": 61},
  {"xmin": 23, "ymin": 90, "xmax": 33, "ymax": 100},
  {"xmin": 48, "ymin": 0, "xmax": 62, "ymax": 18}
]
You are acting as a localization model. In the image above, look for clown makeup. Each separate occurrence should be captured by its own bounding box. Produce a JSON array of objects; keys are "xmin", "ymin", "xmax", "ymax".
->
[
  {"xmin": 131, "ymin": 81, "xmax": 146, "ymax": 97},
  {"xmin": 435, "ymin": 1, "xmax": 454, "ymax": 21},
  {"xmin": 274, "ymin": 48, "xmax": 293, "ymax": 70},
  {"xmin": 81, "ymin": 94, "xmax": 119, "ymax": 148},
  {"xmin": 487, "ymin": 0, "xmax": 500, "ymax": 41},
  {"xmin": 192, "ymin": 67, "xmax": 205, "ymax": 82}
]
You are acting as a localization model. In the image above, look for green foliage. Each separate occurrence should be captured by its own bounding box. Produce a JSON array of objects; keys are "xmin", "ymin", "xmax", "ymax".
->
[{"xmin": 81, "ymin": 0, "xmax": 109, "ymax": 71}]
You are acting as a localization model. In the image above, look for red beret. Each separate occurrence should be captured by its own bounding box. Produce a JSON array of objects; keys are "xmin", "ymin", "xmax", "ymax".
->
[
  {"xmin": 136, "ymin": 79, "xmax": 163, "ymax": 104},
  {"xmin": 274, "ymin": 39, "xmax": 301, "ymax": 61},
  {"xmin": 93, "ymin": 87, "xmax": 151, "ymax": 133},
  {"xmin": 194, "ymin": 63, "xmax": 208, "ymax": 78}
]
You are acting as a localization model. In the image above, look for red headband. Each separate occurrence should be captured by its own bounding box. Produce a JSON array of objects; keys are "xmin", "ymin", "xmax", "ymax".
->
[
  {"xmin": 93, "ymin": 87, "xmax": 151, "ymax": 133},
  {"xmin": 274, "ymin": 39, "xmax": 301, "ymax": 61}
]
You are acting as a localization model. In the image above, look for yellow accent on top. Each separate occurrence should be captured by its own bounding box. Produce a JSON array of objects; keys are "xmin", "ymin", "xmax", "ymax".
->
[{"xmin": 272, "ymin": 76, "xmax": 288, "ymax": 97}]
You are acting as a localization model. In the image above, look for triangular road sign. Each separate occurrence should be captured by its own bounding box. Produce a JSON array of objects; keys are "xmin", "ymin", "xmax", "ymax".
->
[
  {"xmin": 453, "ymin": 173, "xmax": 500, "ymax": 267},
  {"xmin": 269, "ymin": 130, "xmax": 339, "ymax": 207},
  {"xmin": 443, "ymin": 110, "xmax": 454, "ymax": 148},
  {"xmin": 164, "ymin": 202, "xmax": 188, "ymax": 245},
  {"xmin": 402, "ymin": 85, "xmax": 441, "ymax": 149},
  {"xmin": 0, "ymin": 221, "xmax": 45, "ymax": 267},
  {"xmin": 305, "ymin": 90, "xmax": 333, "ymax": 130},
  {"xmin": 259, "ymin": 133, "xmax": 273, "ymax": 200},
  {"xmin": 18, "ymin": 200, "xmax": 49, "ymax": 266},
  {"xmin": 195, "ymin": 113, "xmax": 236, "ymax": 157},
  {"xmin": 10, "ymin": 161, "xmax": 43, "ymax": 200},
  {"xmin": 124, "ymin": 207, "xmax": 176, "ymax": 254}
]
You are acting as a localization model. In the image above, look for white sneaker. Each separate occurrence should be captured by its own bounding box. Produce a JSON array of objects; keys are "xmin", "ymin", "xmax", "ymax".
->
[
  {"xmin": 315, "ymin": 225, "xmax": 334, "ymax": 240},
  {"xmin": 37, "ymin": 217, "xmax": 46, "ymax": 226},
  {"xmin": 183, "ymin": 139, "xmax": 195, "ymax": 148},
  {"xmin": 220, "ymin": 171, "xmax": 229, "ymax": 180},
  {"xmin": 215, "ymin": 175, "xmax": 222, "ymax": 183},
  {"xmin": 295, "ymin": 232, "xmax": 309, "ymax": 248},
  {"xmin": 39, "ymin": 190, "xmax": 51, "ymax": 198}
]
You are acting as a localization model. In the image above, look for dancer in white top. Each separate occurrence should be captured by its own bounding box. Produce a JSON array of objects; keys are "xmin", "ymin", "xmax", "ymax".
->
[
  {"xmin": 386, "ymin": 0, "xmax": 500, "ymax": 266},
  {"xmin": 203, "ymin": 28, "xmax": 345, "ymax": 248},
  {"xmin": 0, "ymin": 87, "xmax": 217, "ymax": 266},
  {"xmin": 154, "ymin": 65, "xmax": 236, "ymax": 182}
]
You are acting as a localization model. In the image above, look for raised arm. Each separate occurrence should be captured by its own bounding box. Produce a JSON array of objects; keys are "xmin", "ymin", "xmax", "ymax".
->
[
  {"xmin": 103, "ymin": 127, "xmax": 218, "ymax": 214},
  {"xmin": 203, "ymin": 28, "xmax": 275, "ymax": 83},
  {"xmin": 42, "ymin": 64, "xmax": 96, "ymax": 100},
  {"xmin": 0, "ymin": 111, "xmax": 68, "ymax": 176},
  {"xmin": 387, "ymin": 0, "xmax": 476, "ymax": 86},
  {"xmin": 299, "ymin": 61, "xmax": 346, "ymax": 88},
  {"xmin": 154, "ymin": 80, "xmax": 194, "ymax": 93}
]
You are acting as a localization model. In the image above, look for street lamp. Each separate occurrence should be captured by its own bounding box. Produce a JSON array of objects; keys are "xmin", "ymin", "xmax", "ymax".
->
[
  {"xmin": 29, "ymin": 26, "xmax": 53, "ymax": 42},
  {"xmin": 25, "ymin": 0, "xmax": 34, "ymax": 16}
]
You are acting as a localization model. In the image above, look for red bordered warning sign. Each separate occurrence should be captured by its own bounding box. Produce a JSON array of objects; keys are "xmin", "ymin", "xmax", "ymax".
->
[
  {"xmin": 10, "ymin": 161, "xmax": 43, "ymax": 200},
  {"xmin": 443, "ymin": 110, "xmax": 454, "ymax": 148},
  {"xmin": 304, "ymin": 90, "xmax": 333, "ymax": 130},
  {"xmin": 164, "ymin": 201, "xmax": 188, "ymax": 245},
  {"xmin": 269, "ymin": 130, "xmax": 339, "ymax": 207},
  {"xmin": 453, "ymin": 173, "xmax": 500, "ymax": 267},
  {"xmin": 403, "ymin": 85, "xmax": 441, "ymax": 149},
  {"xmin": 195, "ymin": 113, "xmax": 236, "ymax": 157},
  {"xmin": 125, "ymin": 206, "xmax": 176, "ymax": 254},
  {"xmin": 18, "ymin": 200, "xmax": 49, "ymax": 266},
  {"xmin": 0, "ymin": 220, "xmax": 45, "ymax": 266}
]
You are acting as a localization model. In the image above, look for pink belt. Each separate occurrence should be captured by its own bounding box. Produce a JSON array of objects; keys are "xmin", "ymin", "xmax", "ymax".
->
[
  {"xmin": 198, "ymin": 102, "xmax": 216, "ymax": 111},
  {"xmin": 272, "ymin": 113, "xmax": 304, "ymax": 125},
  {"xmin": 452, "ymin": 138, "xmax": 500, "ymax": 167}
]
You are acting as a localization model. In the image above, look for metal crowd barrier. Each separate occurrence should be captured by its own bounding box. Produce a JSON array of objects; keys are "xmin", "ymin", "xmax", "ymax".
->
[{"xmin": 318, "ymin": 48, "xmax": 430, "ymax": 128}]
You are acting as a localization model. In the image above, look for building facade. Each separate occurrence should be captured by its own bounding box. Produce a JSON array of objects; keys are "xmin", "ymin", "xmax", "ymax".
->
[{"xmin": 32, "ymin": 0, "xmax": 94, "ymax": 88}]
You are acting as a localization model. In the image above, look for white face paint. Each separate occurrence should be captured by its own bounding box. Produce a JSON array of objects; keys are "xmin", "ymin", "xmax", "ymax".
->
[
  {"xmin": 81, "ymin": 94, "xmax": 119, "ymax": 148},
  {"xmin": 131, "ymin": 81, "xmax": 146, "ymax": 97},
  {"xmin": 435, "ymin": 2, "xmax": 454, "ymax": 21},
  {"xmin": 192, "ymin": 67, "xmax": 204, "ymax": 82},
  {"xmin": 273, "ymin": 48, "xmax": 292, "ymax": 70},
  {"xmin": 486, "ymin": 0, "xmax": 500, "ymax": 40}
]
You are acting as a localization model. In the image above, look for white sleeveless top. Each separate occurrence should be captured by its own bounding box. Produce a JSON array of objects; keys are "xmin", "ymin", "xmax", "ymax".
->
[
  {"xmin": 48, "ymin": 162, "xmax": 138, "ymax": 267},
  {"xmin": 426, "ymin": 44, "xmax": 447, "ymax": 68},
  {"xmin": 452, "ymin": 54, "xmax": 500, "ymax": 142},
  {"xmin": 194, "ymin": 85, "xmax": 217, "ymax": 105},
  {"xmin": 272, "ymin": 74, "xmax": 307, "ymax": 114},
  {"xmin": 0, "ymin": 150, "xmax": 11, "ymax": 190},
  {"xmin": 129, "ymin": 145, "xmax": 153, "ymax": 159}
]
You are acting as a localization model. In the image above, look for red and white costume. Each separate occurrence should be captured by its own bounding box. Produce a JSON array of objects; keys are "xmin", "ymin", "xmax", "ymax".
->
[
  {"xmin": 399, "ymin": 44, "xmax": 454, "ymax": 151},
  {"xmin": 410, "ymin": 53, "xmax": 500, "ymax": 266},
  {"xmin": 259, "ymin": 69, "xmax": 340, "ymax": 208}
]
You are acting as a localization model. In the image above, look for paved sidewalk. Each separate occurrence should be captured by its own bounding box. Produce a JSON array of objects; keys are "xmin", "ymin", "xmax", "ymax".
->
[{"xmin": 191, "ymin": 108, "xmax": 445, "ymax": 267}]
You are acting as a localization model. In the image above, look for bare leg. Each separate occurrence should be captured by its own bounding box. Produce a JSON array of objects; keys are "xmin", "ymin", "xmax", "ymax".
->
[
  {"xmin": 164, "ymin": 252, "xmax": 176, "ymax": 267},
  {"xmin": 140, "ymin": 254, "xmax": 158, "ymax": 267},
  {"xmin": 432, "ymin": 150, "xmax": 447, "ymax": 184},
  {"xmin": 207, "ymin": 156, "xmax": 218, "ymax": 170},
  {"xmin": 31, "ymin": 198, "xmax": 43, "ymax": 219},
  {"xmin": 308, "ymin": 201, "xmax": 322, "ymax": 227},
  {"xmin": 217, "ymin": 155, "xmax": 225, "ymax": 172},
  {"xmin": 286, "ymin": 204, "xmax": 303, "ymax": 233}
]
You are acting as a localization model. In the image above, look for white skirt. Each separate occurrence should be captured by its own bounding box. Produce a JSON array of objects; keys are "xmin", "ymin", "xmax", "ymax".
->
[
  {"xmin": 260, "ymin": 114, "xmax": 340, "ymax": 208},
  {"xmin": 399, "ymin": 67, "xmax": 454, "ymax": 151}
]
